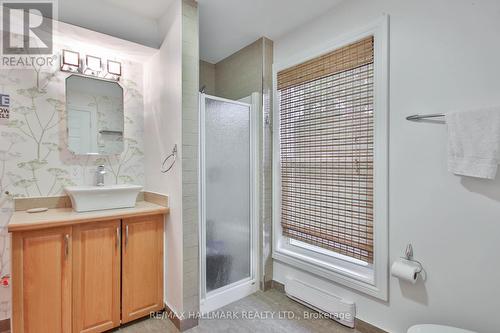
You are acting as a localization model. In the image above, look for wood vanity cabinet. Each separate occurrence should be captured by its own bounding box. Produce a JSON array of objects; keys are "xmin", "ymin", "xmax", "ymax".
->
[
  {"xmin": 72, "ymin": 220, "xmax": 121, "ymax": 333},
  {"xmin": 11, "ymin": 212, "xmax": 165, "ymax": 333},
  {"xmin": 12, "ymin": 226, "xmax": 73, "ymax": 333},
  {"xmin": 121, "ymin": 215, "xmax": 164, "ymax": 323}
]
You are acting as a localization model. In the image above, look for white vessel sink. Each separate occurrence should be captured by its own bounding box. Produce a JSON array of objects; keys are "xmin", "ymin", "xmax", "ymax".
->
[{"xmin": 65, "ymin": 184, "xmax": 143, "ymax": 212}]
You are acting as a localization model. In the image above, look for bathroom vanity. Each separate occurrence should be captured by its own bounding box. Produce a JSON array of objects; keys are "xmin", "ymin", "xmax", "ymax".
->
[
  {"xmin": 8, "ymin": 201, "xmax": 168, "ymax": 333},
  {"xmin": 5, "ymin": 50, "xmax": 171, "ymax": 333}
]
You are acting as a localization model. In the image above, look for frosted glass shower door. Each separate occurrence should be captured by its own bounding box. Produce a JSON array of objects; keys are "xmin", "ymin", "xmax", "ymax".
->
[{"xmin": 200, "ymin": 93, "xmax": 257, "ymax": 312}]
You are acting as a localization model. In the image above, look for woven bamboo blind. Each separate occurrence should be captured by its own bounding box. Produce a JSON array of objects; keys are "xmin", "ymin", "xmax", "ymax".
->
[
  {"xmin": 278, "ymin": 36, "xmax": 374, "ymax": 263},
  {"xmin": 278, "ymin": 36, "xmax": 374, "ymax": 91}
]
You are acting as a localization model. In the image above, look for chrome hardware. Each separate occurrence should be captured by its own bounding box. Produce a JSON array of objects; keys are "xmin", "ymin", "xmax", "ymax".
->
[
  {"xmin": 125, "ymin": 225, "xmax": 129, "ymax": 247},
  {"xmin": 95, "ymin": 165, "xmax": 106, "ymax": 186},
  {"xmin": 404, "ymin": 243, "xmax": 414, "ymax": 260},
  {"xmin": 99, "ymin": 130, "xmax": 123, "ymax": 135},
  {"xmin": 265, "ymin": 114, "xmax": 270, "ymax": 126},
  {"xmin": 401, "ymin": 243, "xmax": 423, "ymax": 275},
  {"xmin": 406, "ymin": 113, "xmax": 445, "ymax": 121},
  {"xmin": 64, "ymin": 234, "xmax": 70, "ymax": 258},
  {"xmin": 116, "ymin": 226, "xmax": 120, "ymax": 249},
  {"xmin": 161, "ymin": 144, "xmax": 177, "ymax": 173}
]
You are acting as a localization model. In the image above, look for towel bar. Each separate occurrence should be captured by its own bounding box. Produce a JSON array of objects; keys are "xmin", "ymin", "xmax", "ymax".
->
[
  {"xmin": 99, "ymin": 130, "xmax": 123, "ymax": 135},
  {"xmin": 406, "ymin": 113, "xmax": 445, "ymax": 121}
]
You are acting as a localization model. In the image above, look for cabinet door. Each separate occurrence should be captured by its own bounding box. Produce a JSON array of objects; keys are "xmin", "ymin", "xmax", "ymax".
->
[
  {"xmin": 122, "ymin": 214, "xmax": 164, "ymax": 323},
  {"xmin": 12, "ymin": 226, "xmax": 72, "ymax": 333},
  {"xmin": 73, "ymin": 220, "xmax": 121, "ymax": 333}
]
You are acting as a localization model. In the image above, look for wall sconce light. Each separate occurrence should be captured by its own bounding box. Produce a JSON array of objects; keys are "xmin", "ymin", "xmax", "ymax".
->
[
  {"xmin": 107, "ymin": 60, "xmax": 122, "ymax": 78},
  {"xmin": 85, "ymin": 55, "xmax": 102, "ymax": 75},
  {"xmin": 61, "ymin": 49, "xmax": 80, "ymax": 72},
  {"xmin": 60, "ymin": 50, "xmax": 122, "ymax": 81}
]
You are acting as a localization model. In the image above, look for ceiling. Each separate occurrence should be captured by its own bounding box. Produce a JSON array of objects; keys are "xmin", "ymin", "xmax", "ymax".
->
[
  {"xmin": 57, "ymin": 0, "xmax": 344, "ymax": 58},
  {"xmin": 58, "ymin": 0, "xmax": 175, "ymax": 48},
  {"xmin": 198, "ymin": 0, "xmax": 344, "ymax": 63},
  {"xmin": 103, "ymin": 0, "xmax": 175, "ymax": 19}
]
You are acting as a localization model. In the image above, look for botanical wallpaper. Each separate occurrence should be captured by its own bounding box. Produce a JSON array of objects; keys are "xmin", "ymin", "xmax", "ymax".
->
[{"xmin": 0, "ymin": 47, "xmax": 146, "ymax": 319}]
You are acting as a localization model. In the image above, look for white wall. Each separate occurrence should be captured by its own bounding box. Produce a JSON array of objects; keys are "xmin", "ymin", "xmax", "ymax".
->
[
  {"xmin": 144, "ymin": 0, "xmax": 184, "ymax": 314},
  {"xmin": 59, "ymin": 0, "xmax": 162, "ymax": 48},
  {"xmin": 273, "ymin": 1, "xmax": 500, "ymax": 333}
]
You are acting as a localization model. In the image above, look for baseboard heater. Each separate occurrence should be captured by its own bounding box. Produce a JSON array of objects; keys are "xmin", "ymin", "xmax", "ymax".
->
[{"xmin": 284, "ymin": 277, "xmax": 356, "ymax": 328}]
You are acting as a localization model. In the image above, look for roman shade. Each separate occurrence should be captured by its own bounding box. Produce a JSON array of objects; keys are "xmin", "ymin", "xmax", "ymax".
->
[{"xmin": 278, "ymin": 36, "xmax": 374, "ymax": 263}]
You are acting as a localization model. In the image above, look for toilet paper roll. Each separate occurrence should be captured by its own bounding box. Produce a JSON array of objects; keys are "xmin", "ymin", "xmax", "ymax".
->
[{"xmin": 391, "ymin": 259, "xmax": 420, "ymax": 284}]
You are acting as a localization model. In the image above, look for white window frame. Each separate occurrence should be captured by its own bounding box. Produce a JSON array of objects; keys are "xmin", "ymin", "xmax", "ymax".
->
[{"xmin": 272, "ymin": 15, "xmax": 389, "ymax": 301}]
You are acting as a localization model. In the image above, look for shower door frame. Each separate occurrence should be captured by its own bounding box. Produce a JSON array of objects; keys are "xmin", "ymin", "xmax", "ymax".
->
[{"xmin": 199, "ymin": 93, "xmax": 260, "ymax": 313}]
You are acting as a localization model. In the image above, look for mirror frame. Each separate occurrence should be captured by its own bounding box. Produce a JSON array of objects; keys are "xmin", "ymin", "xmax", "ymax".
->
[{"xmin": 65, "ymin": 74, "xmax": 125, "ymax": 156}]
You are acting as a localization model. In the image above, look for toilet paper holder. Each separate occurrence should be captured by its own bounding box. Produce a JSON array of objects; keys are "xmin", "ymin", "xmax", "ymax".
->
[{"xmin": 401, "ymin": 244, "xmax": 423, "ymax": 275}]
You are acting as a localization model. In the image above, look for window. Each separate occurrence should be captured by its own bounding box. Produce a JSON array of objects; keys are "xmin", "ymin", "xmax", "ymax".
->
[
  {"xmin": 278, "ymin": 36, "xmax": 375, "ymax": 264},
  {"xmin": 272, "ymin": 18, "xmax": 388, "ymax": 300}
]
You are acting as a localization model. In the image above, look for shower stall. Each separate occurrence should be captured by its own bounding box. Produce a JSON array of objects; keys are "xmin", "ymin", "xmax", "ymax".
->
[{"xmin": 199, "ymin": 93, "xmax": 259, "ymax": 313}]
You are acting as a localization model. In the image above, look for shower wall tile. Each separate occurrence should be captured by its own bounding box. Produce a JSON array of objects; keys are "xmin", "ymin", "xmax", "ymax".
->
[
  {"xmin": 181, "ymin": 0, "xmax": 200, "ymax": 317},
  {"xmin": 184, "ymin": 257, "xmax": 197, "ymax": 273},
  {"xmin": 184, "ymin": 245, "xmax": 199, "ymax": 261}
]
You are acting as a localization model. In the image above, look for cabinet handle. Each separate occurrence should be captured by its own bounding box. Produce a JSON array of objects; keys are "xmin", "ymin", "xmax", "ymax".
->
[
  {"xmin": 64, "ymin": 234, "xmax": 70, "ymax": 259},
  {"xmin": 116, "ymin": 226, "xmax": 120, "ymax": 249},
  {"xmin": 125, "ymin": 225, "xmax": 129, "ymax": 248}
]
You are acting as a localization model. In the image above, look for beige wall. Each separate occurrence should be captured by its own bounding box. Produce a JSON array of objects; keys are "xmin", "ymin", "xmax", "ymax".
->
[
  {"xmin": 200, "ymin": 37, "xmax": 269, "ymax": 100},
  {"xmin": 214, "ymin": 38, "xmax": 264, "ymax": 100},
  {"xmin": 199, "ymin": 60, "xmax": 215, "ymax": 95}
]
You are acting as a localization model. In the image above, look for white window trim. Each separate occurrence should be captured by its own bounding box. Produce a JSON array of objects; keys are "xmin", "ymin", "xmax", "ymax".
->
[{"xmin": 272, "ymin": 15, "xmax": 389, "ymax": 301}]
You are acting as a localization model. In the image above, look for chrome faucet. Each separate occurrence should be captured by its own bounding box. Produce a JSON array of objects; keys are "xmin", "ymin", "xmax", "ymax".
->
[{"xmin": 95, "ymin": 165, "xmax": 106, "ymax": 186}]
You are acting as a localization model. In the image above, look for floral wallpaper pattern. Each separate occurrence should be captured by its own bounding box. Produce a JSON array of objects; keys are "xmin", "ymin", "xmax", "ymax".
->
[{"xmin": 0, "ymin": 47, "xmax": 146, "ymax": 319}]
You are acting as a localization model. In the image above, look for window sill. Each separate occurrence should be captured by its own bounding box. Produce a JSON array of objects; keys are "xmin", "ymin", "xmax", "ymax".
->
[
  {"xmin": 288, "ymin": 238, "xmax": 371, "ymax": 268},
  {"xmin": 273, "ymin": 247, "xmax": 386, "ymax": 300}
]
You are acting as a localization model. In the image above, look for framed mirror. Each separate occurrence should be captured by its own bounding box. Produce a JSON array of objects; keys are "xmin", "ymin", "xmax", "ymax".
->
[{"xmin": 66, "ymin": 75, "xmax": 124, "ymax": 155}]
